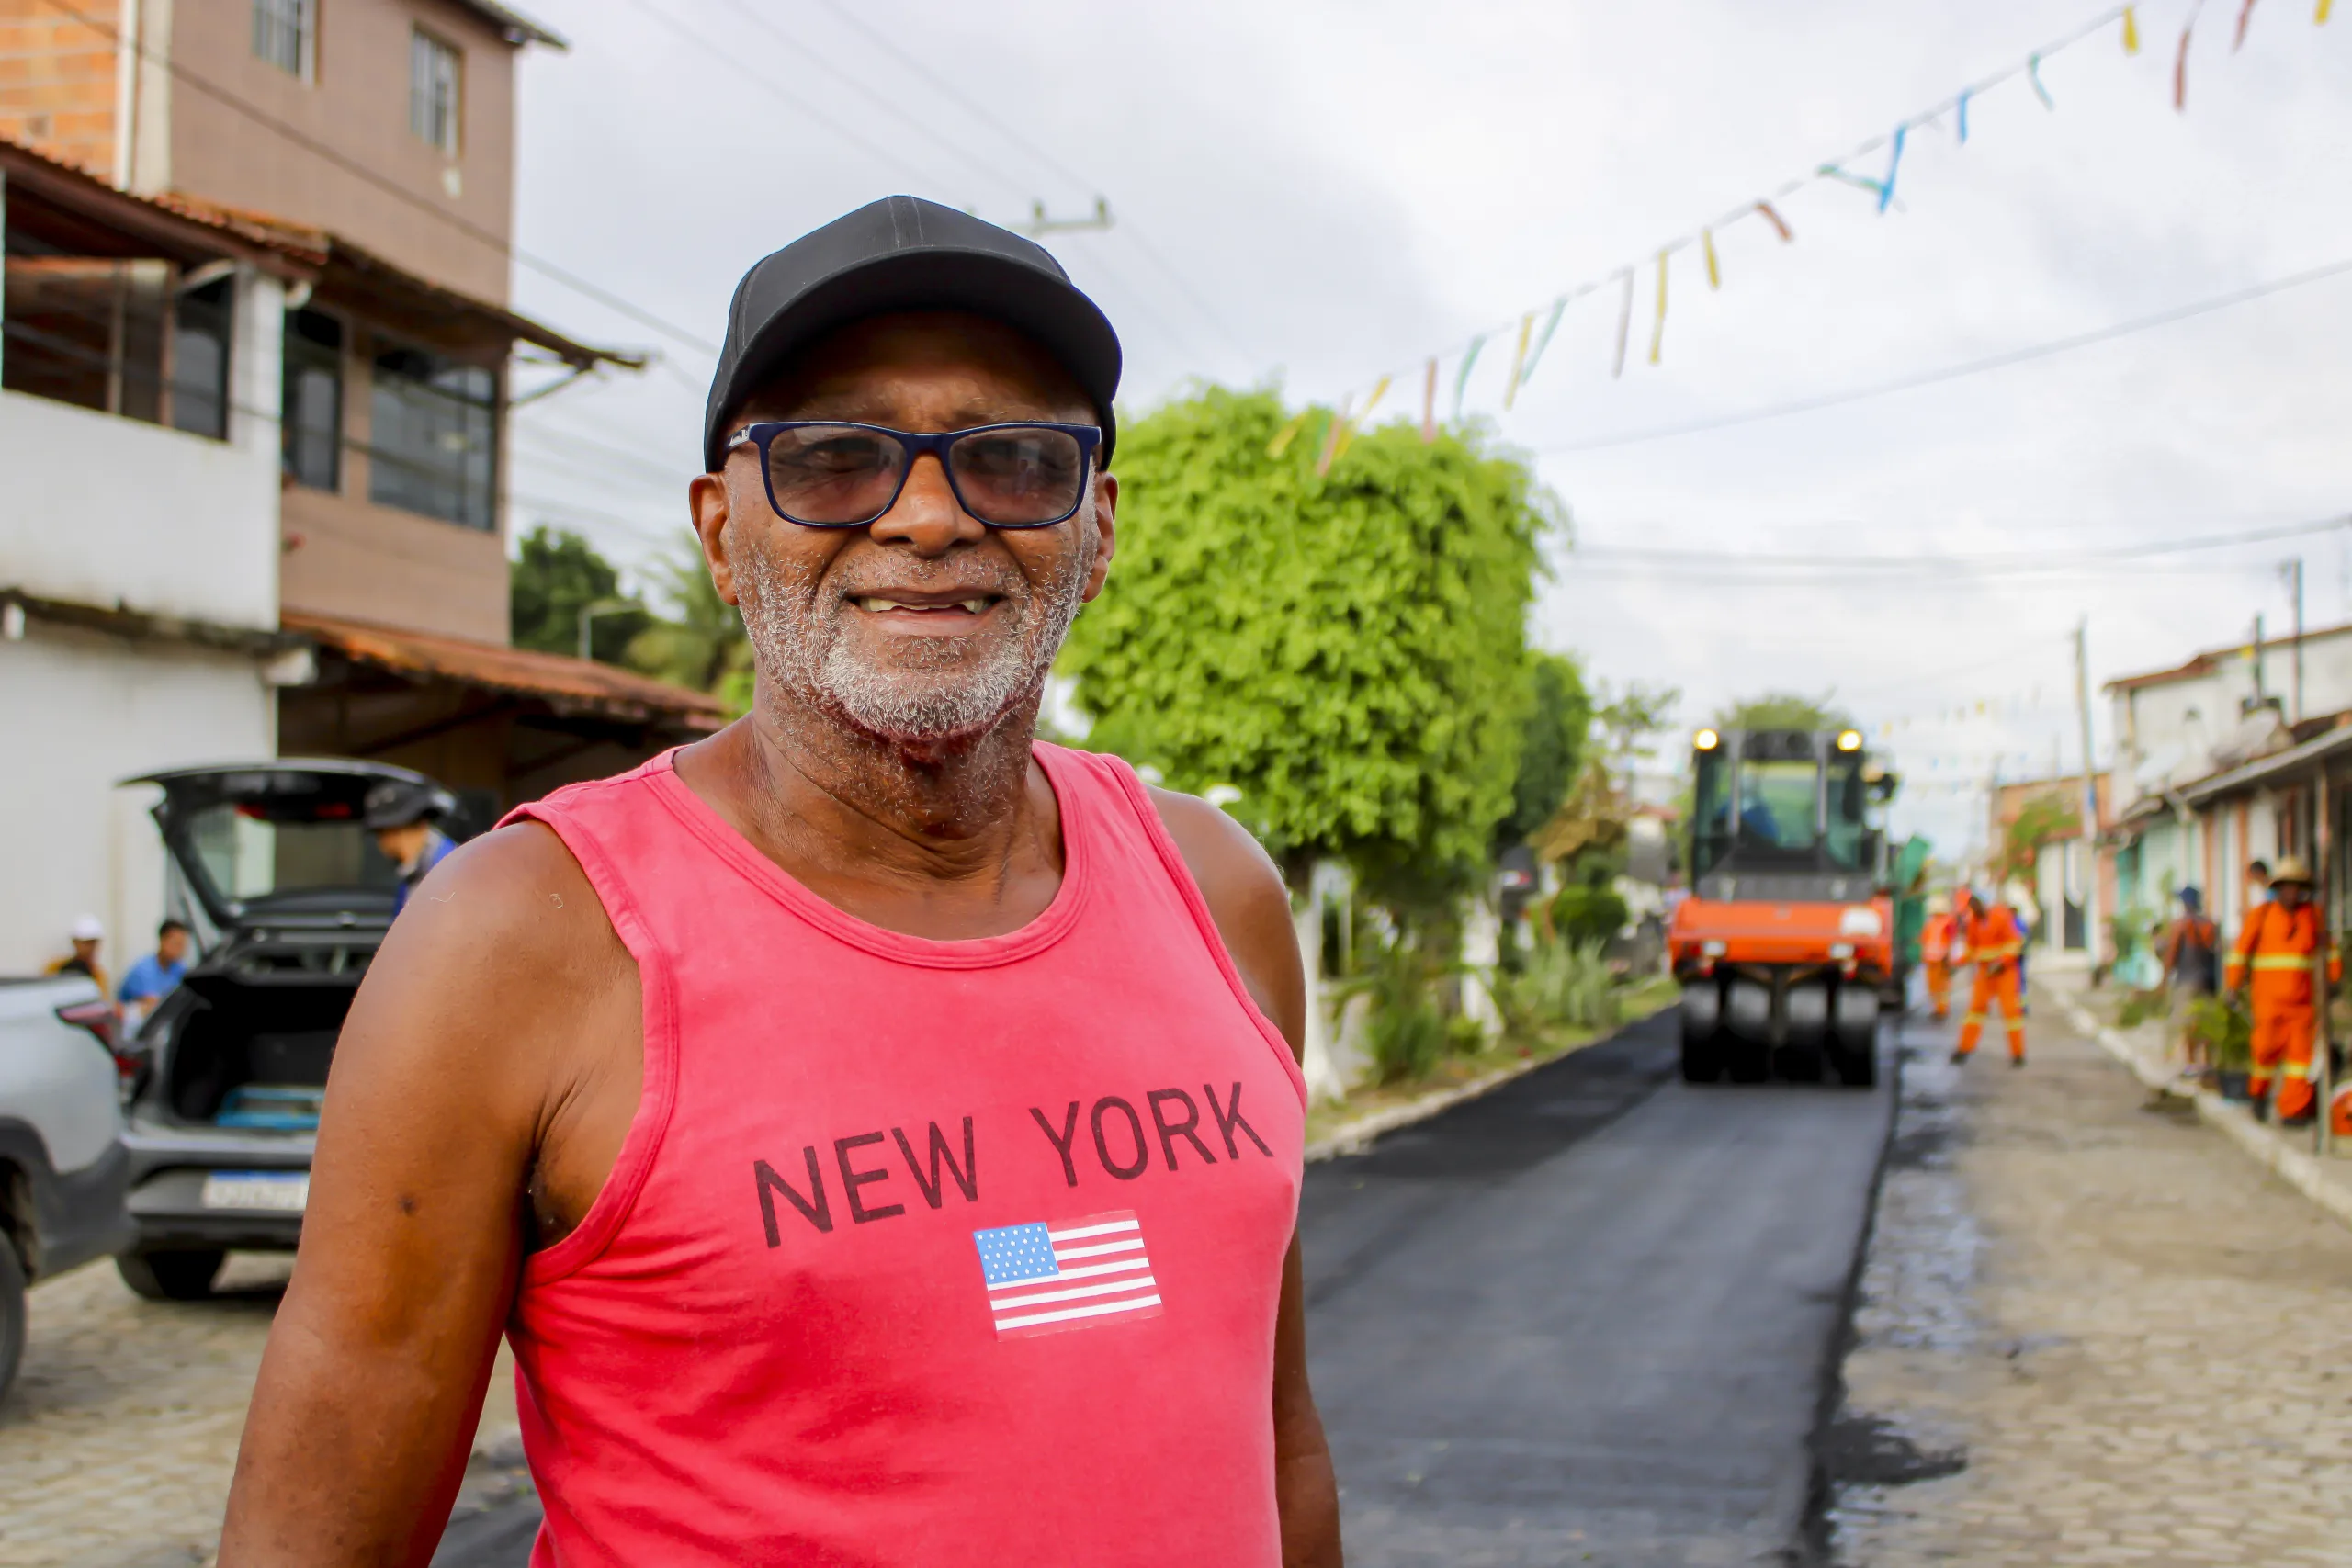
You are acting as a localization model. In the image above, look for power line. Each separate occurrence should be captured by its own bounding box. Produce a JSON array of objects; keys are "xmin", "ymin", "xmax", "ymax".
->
[
  {"xmin": 32, "ymin": 0, "xmax": 718, "ymax": 357},
  {"xmin": 604, "ymin": 0, "xmax": 1218, "ymax": 370},
  {"xmin": 608, "ymin": 0, "xmax": 957, "ymax": 199},
  {"xmin": 1537, "ymin": 251, "xmax": 2352, "ymax": 455},
  {"xmin": 1570, "ymin": 513, "xmax": 2352, "ymax": 575},
  {"xmin": 796, "ymin": 0, "xmax": 1255, "ymax": 365},
  {"xmin": 718, "ymin": 1, "xmax": 1029, "ymax": 208}
]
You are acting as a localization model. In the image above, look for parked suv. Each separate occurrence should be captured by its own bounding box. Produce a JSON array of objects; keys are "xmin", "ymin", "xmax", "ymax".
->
[
  {"xmin": 116, "ymin": 761, "xmax": 454, "ymax": 1300},
  {"xmin": 0, "ymin": 975, "xmax": 135, "ymax": 1394}
]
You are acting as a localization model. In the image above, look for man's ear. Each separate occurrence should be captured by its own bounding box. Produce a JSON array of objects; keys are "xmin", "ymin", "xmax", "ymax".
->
[
  {"xmin": 1082, "ymin": 472, "xmax": 1117, "ymax": 602},
  {"xmin": 688, "ymin": 468, "xmax": 741, "ymax": 607}
]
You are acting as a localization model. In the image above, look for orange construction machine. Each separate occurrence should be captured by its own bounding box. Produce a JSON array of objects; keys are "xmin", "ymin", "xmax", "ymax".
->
[{"xmin": 1668, "ymin": 727, "xmax": 1899, "ymax": 1088}]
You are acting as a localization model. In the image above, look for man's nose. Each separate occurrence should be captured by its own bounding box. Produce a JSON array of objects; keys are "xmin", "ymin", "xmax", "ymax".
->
[{"xmin": 869, "ymin": 453, "xmax": 985, "ymax": 555}]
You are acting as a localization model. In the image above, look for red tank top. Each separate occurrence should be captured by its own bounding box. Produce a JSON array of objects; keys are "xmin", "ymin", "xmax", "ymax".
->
[{"xmin": 499, "ymin": 744, "xmax": 1306, "ymax": 1567}]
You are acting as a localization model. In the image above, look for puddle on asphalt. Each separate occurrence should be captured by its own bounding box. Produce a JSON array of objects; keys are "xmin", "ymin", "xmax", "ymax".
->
[{"xmin": 1812, "ymin": 1035, "xmax": 1986, "ymax": 1562}]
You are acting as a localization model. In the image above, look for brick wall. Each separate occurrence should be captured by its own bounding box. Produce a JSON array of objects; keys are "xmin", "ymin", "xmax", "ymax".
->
[{"xmin": 0, "ymin": 1, "xmax": 117, "ymax": 176}]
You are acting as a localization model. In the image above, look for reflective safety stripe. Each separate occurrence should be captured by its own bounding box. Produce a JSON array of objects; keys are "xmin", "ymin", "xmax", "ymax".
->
[
  {"xmin": 2251, "ymin": 953, "xmax": 2316, "ymax": 971},
  {"xmin": 2286, "ymin": 1061, "xmax": 2312, "ymax": 1079},
  {"xmin": 1964, "ymin": 1012, "xmax": 1987, "ymax": 1024}
]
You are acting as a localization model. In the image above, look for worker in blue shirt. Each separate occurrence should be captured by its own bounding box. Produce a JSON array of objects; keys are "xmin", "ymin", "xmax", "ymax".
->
[
  {"xmin": 117, "ymin": 919, "xmax": 190, "ymax": 1027},
  {"xmin": 364, "ymin": 779, "xmax": 458, "ymax": 916}
]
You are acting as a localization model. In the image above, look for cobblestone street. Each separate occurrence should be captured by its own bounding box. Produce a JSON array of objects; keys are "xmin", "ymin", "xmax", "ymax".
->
[
  {"xmin": 1829, "ymin": 976, "xmax": 2352, "ymax": 1566},
  {"xmin": 0, "ymin": 1258, "xmax": 519, "ymax": 1568}
]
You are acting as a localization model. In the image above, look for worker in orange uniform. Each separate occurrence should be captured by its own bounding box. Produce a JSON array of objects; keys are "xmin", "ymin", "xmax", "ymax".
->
[
  {"xmin": 2223, "ymin": 855, "xmax": 2339, "ymax": 1126},
  {"xmin": 1920, "ymin": 894, "xmax": 1957, "ymax": 1022},
  {"xmin": 1952, "ymin": 887, "xmax": 2028, "ymax": 1067}
]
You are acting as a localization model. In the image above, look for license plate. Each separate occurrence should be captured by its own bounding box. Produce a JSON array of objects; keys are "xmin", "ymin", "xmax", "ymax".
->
[{"xmin": 200, "ymin": 1171, "xmax": 309, "ymax": 1213}]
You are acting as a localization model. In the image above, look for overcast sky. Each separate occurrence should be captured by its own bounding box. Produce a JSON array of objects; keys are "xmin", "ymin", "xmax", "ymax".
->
[{"xmin": 503, "ymin": 0, "xmax": 2352, "ymax": 857}]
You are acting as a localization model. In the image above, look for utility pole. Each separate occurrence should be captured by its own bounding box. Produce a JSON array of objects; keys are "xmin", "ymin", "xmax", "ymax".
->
[
  {"xmin": 2290, "ymin": 558, "xmax": 2306, "ymax": 724},
  {"xmin": 1012, "ymin": 197, "xmax": 1114, "ymax": 239},
  {"xmin": 2251, "ymin": 614, "xmax": 2267, "ymax": 713},
  {"xmin": 2074, "ymin": 618, "xmax": 2103, "ymax": 969}
]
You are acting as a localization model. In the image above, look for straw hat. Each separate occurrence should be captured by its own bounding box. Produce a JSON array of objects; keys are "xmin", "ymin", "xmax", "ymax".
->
[{"xmin": 2269, "ymin": 854, "xmax": 2314, "ymax": 886}]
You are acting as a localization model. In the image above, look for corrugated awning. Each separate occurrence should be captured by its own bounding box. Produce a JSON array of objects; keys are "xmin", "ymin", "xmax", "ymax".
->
[
  {"xmin": 2177, "ymin": 720, "xmax": 2352, "ymax": 806},
  {"xmin": 286, "ymin": 611, "xmax": 728, "ymax": 730}
]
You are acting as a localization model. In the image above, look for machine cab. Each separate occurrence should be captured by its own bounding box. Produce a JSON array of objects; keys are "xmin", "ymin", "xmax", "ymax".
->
[{"xmin": 1689, "ymin": 727, "xmax": 1894, "ymax": 904}]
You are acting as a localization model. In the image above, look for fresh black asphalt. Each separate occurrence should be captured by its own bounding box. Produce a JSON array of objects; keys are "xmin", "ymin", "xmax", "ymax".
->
[{"xmin": 434, "ymin": 1007, "xmax": 1897, "ymax": 1565}]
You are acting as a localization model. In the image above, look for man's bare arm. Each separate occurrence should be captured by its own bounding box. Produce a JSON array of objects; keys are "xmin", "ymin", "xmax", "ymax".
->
[
  {"xmin": 218, "ymin": 825, "xmax": 639, "ymax": 1566},
  {"xmin": 1151, "ymin": 786, "xmax": 1344, "ymax": 1568}
]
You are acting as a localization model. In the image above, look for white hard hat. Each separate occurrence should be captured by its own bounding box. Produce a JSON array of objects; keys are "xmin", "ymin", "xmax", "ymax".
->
[{"xmin": 69, "ymin": 914, "xmax": 104, "ymax": 942}]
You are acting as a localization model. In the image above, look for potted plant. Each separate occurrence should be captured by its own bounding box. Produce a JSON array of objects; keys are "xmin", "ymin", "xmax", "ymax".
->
[{"xmin": 2188, "ymin": 994, "xmax": 2254, "ymax": 1100}]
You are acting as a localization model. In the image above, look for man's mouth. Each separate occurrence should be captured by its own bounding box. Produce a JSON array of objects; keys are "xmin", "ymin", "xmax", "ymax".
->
[{"xmin": 846, "ymin": 591, "xmax": 1006, "ymax": 621}]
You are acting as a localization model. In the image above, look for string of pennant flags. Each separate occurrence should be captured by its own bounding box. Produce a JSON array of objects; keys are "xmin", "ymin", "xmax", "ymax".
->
[{"xmin": 1273, "ymin": 0, "xmax": 2335, "ymax": 475}]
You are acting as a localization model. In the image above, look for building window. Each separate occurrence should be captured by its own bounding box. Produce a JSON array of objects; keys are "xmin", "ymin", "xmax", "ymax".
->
[
  {"xmin": 281, "ymin": 308, "xmax": 344, "ymax": 491},
  {"xmin": 252, "ymin": 0, "xmax": 316, "ymax": 79},
  {"xmin": 1, "ymin": 209, "xmax": 232, "ymax": 440},
  {"xmin": 409, "ymin": 28, "xmax": 460, "ymax": 155},
  {"xmin": 169, "ymin": 273, "xmax": 235, "ymax": 440},
  {"xmin": 370, "ymin": 342, "xmax": 496, "ymax": 529}
]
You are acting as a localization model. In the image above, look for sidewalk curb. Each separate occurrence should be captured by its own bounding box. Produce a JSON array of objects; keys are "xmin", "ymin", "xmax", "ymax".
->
[
  {"xmin": 1303, "ymin": 1055, "xmax": 1547, "ymax": 1163},
  {"xmin": 1303, "ymin": 999, "xmax": 1673, "ymax": 1164},
  {"xmin": 2058, "ymin": 994, "xmax": 2352, "ymax": 1234}
]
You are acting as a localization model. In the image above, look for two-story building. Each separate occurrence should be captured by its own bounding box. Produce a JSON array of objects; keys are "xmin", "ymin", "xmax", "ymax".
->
[
  {"xmin": 0, "ymin": 1, "xmax": 722, "ymax": 973},
  {"xmin": 2104, "ymin": 623, "xmax": 2352, "ymax": 943}
]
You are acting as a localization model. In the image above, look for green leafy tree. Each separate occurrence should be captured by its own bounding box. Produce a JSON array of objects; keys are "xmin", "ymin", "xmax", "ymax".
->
[
  {"xmin": 1060, "ymin": 387, "xmax": 1555, "ymax": 899},
  {"xmin": 1497, "ymin": 651, "xmax": 1593, "ymax": 851},
  {"xmin": 511, "ymin": 525, "xmax": 648, "ymax": 664},
  {"xmin": 623, "ymin": 535, "xmax": 752, "ymax": 706},
  {"xmin": 1713, "ymin": 691, "xmax": 1856, "ymax": 733},
  {"xmin": 2002, "ymin": 792, "xmax": 2080, "ymax": 879}
]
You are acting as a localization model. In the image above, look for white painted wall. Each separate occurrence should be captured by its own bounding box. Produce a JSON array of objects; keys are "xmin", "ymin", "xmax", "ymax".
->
[
  {"xmin": 0, "ymin": 621, "xmax": 272, "ymax": 978},
  {"xmin": 0, "ymin": 269, "xmax": 283, "ymax": 632},
  {"xmin": 2113, "ymin": 626, "xmax": 2352, "ymax": 808}
]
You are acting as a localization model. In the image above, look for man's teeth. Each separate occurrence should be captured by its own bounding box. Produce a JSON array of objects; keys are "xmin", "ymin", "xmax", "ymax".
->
[{"xmin": 856, "ymin": 597, "xmax": 992, "ymax": 614}]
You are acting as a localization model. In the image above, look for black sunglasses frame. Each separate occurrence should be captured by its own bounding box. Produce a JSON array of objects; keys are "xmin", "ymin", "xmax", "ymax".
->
[{"xmin": 725, "ymin": 420, "xmax": 1103, "ymax": 530}]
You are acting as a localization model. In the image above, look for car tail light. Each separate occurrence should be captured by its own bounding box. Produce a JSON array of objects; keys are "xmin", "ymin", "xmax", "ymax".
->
[{"xmin": 56, "ymin": 999, "xmax": 138, "ymax": 1088}]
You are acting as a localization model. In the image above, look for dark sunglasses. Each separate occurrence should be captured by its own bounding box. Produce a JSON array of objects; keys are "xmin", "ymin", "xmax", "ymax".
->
[{"xmin": 725, "ymin": 421, "xmax": 1102, "ymax": 529}]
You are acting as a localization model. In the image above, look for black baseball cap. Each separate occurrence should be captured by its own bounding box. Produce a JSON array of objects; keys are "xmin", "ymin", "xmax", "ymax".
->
[{"xmin": 703, "ymin": 196, "xmax": 1122, "ymax": 473}]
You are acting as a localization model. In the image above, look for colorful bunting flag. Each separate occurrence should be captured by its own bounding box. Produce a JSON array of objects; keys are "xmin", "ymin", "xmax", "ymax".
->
[
  {"xmin": 1648, "ymin": 251, "xmax": 1669, "ymax": 366},
  {"xmin": 1611, "ymin": 268, "xmax": 1634, "ymax": 378},
  {"xmin": 1331, "ymin": 379, "xmax": 1385, "ymax": 467},
  {"xmin": 1502, "ymin": 312, "xmax": 1535, "ymax": 410},
  {"xmin": 1520, "ymin": 297, "xmax": 1568, "ymax": 388},
  {"xmin": 2234, "ymin": 0, "xmax": 2260, "ymax": 47},
  {"xmin": 1755, "ymin": 200, "xmax": 1793, "ymax": 242},
  {"xmin": 1956, "ymin": 87, "xmax": 1972, "ymax": 142},
  {"xmin": 2122, "ymin": 6, "xmax": 2142, "ymax": 51},
  {"xmin": 2177, "ymin": 0, "xmax": 2207, "ymax": 109},
  {"xmin": 2322, "ymin": 0, "xmax": 2335, "ymax": 24},
  {"xmin": 1315, "ymin": 393, "xmax": 1351, "ymax": 477},
  {"xmin": 1879, "ymin": 124, "xmax": 1906, "ymax": 212},
  {"xmin": 1702, "ymin": 229, "xmax": 1722, "ymax": 289},
  {"xmin": 1267, "ymin": 410, "xmax": 1310, "ymax": 458},
  {"xmin": 1419, "ymin": 357, "xmax": 1438, "ymax": 444},
  {"xmin": 2027, "ymin": 51, "xmax": 2056, "ymax": 108},
  {"xmin": 1452, "ymin": 335, "xmax": 1486, "ymax": 422}
]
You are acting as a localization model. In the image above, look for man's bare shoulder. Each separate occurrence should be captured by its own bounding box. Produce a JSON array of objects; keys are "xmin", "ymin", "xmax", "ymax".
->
[
  {"xmin": 386, "ymin": 819, "xmax": 625, "ymax": 985},
  {"xmin": 1144, "ymin": 785, "xmax": 1303, "ymax": 1051}
]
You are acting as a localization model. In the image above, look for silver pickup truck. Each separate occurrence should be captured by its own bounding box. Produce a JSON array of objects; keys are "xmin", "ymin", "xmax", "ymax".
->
[
  {"xmin": 115, "ymin": 760, "xmax": 450, "ymax": 1300},
  {"xmin": 0, "ymin": 973, "xmax": 135, "ymax": 1393}
]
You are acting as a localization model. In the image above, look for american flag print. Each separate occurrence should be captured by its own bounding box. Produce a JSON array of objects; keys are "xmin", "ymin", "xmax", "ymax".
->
[{"xmin": 971, "ymin": 1210, "xmax": 1164, "ymax": 1340}]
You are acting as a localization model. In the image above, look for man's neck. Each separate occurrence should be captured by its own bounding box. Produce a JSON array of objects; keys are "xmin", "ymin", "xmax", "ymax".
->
[{"xmin": 700, "ymin": 679, "xmax": 1057, "ymax": 898}]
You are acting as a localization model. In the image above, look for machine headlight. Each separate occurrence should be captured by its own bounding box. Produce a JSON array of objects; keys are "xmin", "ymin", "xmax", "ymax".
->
[
  {"xmin": 1702, "ymin": 940, "xmax": 1728, "ymax": 957},
  {"xmin": 1829, "ymin": 942, "xmax": 1855, "ymax": 960},
  {"xmin": 1838, "ymin": 908, "xmax": 1884, "ymax": 938}
]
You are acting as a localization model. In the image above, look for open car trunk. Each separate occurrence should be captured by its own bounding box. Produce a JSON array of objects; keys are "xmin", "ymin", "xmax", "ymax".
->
[{"xmin": 163, "ymin": 960, "xmax": 371, "ymax": 1128}]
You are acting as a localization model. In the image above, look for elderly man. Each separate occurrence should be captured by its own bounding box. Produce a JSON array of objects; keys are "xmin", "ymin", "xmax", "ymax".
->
[{"xmin": 220, "ymin": 198, "xmax": 1340, "ymax": 1567}]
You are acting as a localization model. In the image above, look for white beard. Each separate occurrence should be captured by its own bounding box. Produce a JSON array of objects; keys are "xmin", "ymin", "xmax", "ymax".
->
[{"xmin": 733, "ymin": 533, "xmax": 1090, "ymax": 747}]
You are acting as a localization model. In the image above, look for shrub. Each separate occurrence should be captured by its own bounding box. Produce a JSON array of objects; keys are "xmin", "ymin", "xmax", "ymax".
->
[
  {"xmin": 1551, "ymin": 884, "xmax": 1629, "ymax": 946},
  {"xmin": 2117, "ymin": 988, "xmax": 2171, "ymax": 1030},
  {"xmin": 2186, "ymin": 994, "xmax": 2252, "ymax": 1068}
]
